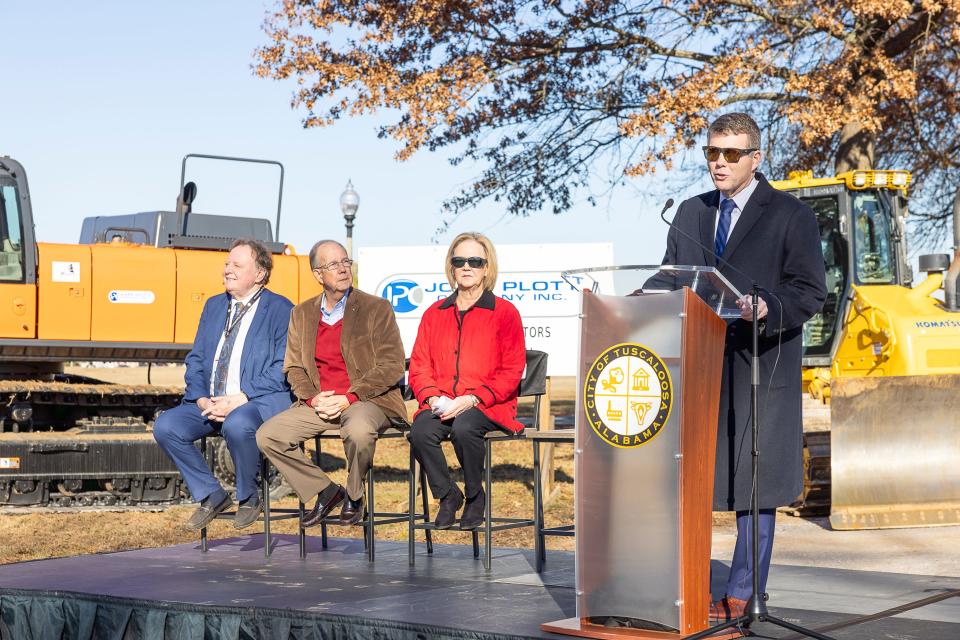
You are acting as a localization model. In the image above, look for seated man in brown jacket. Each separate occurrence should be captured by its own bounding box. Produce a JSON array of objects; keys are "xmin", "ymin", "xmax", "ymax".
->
[{"xmin": 256, "ymin": 240, "xmax": 406, "ymax": 526}]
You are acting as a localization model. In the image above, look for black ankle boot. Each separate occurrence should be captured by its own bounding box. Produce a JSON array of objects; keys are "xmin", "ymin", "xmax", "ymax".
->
[
  {"xmin": 459, "ymin": 488, "xmax": 485, "ymax": 530},
  {"xmin": 434, "ymin": 486, "xmax": 464, "ymax": 529}
]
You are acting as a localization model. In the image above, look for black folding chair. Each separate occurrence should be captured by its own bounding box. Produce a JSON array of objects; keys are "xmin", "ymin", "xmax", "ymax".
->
[
  {"xmin": 198, "ymin": 432, "xmax": 310, "ymax": 559},
  {"xmin": 312, "ymin": 417, "xmax": 430, "ymax": 562},
  {"xmin": 408, "ymin": 349, "xmax": 548, "ymax": 571}
]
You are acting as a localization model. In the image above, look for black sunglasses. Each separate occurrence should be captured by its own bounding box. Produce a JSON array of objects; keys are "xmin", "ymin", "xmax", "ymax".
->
[
  {"xmin": 450, "ymin": 256, "xmax": 487, "ymax": 268},
  {"xmin": 702, "ymin": 146, "xmax": 758, "ymax": 163}
]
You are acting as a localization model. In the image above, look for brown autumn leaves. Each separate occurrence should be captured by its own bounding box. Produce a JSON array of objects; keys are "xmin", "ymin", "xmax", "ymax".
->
[{"xmin": 255, "ymin": 0, "xmax": 960, "ymax": 240}]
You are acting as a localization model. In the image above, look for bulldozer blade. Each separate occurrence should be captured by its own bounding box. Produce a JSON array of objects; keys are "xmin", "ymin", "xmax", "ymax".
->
[{"xmin": 830, "ymin": 375, "xmax": 960, "ymax": 530}]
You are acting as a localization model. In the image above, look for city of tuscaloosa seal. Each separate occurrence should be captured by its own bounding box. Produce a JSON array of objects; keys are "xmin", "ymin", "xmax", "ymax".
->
[{"xmin": 583, "ymin": 342, "xmax": 674, "ymax": 448}]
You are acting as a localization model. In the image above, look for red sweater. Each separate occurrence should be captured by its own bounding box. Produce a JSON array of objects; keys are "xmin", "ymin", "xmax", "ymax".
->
[
  {"xmin": 408, "ymin": 290, "xmax": 526, "ymax": 432},
  {"xmin": 309, "ymin": 320, "xmax": 357, "ymax": 406}
]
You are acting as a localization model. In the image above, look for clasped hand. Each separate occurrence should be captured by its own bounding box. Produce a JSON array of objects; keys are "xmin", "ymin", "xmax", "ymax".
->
[
  {"xmin": 429, "ymin": 395, "xmax": 476, "ymax": 421},
  {"xmin": 199, "ymin": 394, "xmax": 247, "ymax": 422},
  {"xmin": 311, "ymin": 390, "xmax": 350, "ymax": 420}
]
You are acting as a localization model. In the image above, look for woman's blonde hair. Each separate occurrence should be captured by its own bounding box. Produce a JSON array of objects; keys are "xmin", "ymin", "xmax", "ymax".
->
[{"xmin": 444, "ymin": 232, "xmax": 499, "ymax": 291}]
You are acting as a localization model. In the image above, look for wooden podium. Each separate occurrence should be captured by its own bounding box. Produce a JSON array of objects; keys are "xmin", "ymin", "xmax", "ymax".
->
[{"xmin": 543, "ymin": 276, "xmax": 730, "ymax": 639}]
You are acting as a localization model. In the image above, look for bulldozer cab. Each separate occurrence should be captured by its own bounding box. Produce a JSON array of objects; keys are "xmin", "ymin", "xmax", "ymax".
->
[{"xmin": 771, "ymin": 170, "xmax": 912, "ymax": 368}]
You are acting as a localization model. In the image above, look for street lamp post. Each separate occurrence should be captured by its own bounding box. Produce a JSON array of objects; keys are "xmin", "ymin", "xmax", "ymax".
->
[{"xmin": 339, "ymin": 179, "xmax": 359, "ymax": 259}]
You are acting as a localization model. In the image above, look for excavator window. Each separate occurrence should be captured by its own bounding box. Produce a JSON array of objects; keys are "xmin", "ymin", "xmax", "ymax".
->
[
  {"xmin": 851, "ymin": 193, "xmax": 896, "ymax": 285},
  {"xmin": 0, "ymin": 181, "xmax": 25, "ymax": 282},
  {"xmin": 800, "ymin": 194, "xmax": 846, "ymax": 357}
]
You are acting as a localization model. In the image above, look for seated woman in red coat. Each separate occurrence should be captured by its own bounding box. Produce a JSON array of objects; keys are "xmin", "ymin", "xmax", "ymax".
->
[{"xmin": 408, "ymin": 232, "xmax": 526, "ymax": 530}]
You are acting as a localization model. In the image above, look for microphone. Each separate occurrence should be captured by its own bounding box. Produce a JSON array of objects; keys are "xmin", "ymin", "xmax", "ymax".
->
[
  {"xmin": 655, "ymin": 197, "xmax": 756, "ymax": 291},
  {"xmin": 660, "ymin": 198, "xmax": 675, "ymax": 217}
]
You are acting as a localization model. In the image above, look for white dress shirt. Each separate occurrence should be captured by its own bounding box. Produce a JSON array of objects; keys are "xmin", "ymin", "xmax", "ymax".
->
[
  {"xmin": 320, "ymin": 288, "xmax": 350, "ymax": 326},
  {"xmin": 209, "ymin": 289, "xmax": 261, "ymax": 397},
  {"xmin": 716, "ymin": 174, "xmax": 760, "ymax": 242}
]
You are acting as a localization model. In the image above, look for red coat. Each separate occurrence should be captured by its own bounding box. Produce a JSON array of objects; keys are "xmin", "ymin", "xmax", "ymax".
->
[{"xmin": 409, "ymin": 290, "xmax": 526, "ymax": 432}]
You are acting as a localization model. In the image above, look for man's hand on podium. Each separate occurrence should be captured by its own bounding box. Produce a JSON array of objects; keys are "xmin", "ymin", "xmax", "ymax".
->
[{"xmin": 735, "ymin": 294, "xmax": 767, "ymax": 321}]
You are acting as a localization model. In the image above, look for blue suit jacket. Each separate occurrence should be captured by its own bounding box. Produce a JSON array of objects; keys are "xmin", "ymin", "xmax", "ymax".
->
[{"xmin": 183, "ymin": 288, "xmax": 295, "ymax": 421}]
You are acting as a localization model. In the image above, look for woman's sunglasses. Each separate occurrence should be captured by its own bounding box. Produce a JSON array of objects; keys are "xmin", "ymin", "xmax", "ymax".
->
[{"xmin": 450, "ymin": 256, "xmax": 488, "ymax": 268}]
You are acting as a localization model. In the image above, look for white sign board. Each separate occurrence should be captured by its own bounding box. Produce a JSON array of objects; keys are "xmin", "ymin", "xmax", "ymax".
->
[{"xmin": 358, "ymin": 243, "xmax": 615, "ymax": 376}]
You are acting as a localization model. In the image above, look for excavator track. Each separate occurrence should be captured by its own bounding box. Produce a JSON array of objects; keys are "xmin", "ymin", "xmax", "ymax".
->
[{"xmin": 1, "ymin": 378, "xmax": 186, "ymax": 508}]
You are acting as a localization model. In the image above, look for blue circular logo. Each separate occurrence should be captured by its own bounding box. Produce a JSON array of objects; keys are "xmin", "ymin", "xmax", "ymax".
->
[{"xmin": 381, "ymin": 279, "xmax": 424, "ymax": 313}]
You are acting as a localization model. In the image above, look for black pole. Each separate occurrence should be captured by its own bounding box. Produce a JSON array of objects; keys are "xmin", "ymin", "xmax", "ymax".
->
[
  {"xmin": 345, "ymin": 219, "xmax": 354, "ymax": 259},
  {"xmin": 749, "ymin": 287, "xmax": 767, "ymax": 616},
  {"xmin": 685, "ymin": 285, "xmax": 835, "ymax": 640}
]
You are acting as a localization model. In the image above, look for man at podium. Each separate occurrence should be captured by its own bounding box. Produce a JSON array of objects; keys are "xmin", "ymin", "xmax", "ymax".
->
[{"xmin": 649, "ymin": 112, "xmax": 826, "ymax": 622}]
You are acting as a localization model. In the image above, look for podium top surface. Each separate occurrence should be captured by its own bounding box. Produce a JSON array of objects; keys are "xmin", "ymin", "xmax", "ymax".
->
[{"xmin": 561, "ymin": 265, "xmax": 744, "ymax": 319}]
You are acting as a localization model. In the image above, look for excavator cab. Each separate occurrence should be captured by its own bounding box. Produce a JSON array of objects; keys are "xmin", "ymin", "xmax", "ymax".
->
[{"xmin": 0, "ymin": 157, "xmax": 37, "ymax": 339}]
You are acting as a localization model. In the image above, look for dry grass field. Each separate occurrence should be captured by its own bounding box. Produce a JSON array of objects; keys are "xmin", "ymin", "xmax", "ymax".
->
[
  {"xmin": 1, "ymin": 438, "xmax": 577, "ymax": 565},
  {"xmin": 1, "ymin": 365, "xmax": 578, "ymax": 565}
]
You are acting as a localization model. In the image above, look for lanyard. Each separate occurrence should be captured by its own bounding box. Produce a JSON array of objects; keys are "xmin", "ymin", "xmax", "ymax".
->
[{"xmin": 223, "ymin": 287, "xmax": 264, "ymax": 338}]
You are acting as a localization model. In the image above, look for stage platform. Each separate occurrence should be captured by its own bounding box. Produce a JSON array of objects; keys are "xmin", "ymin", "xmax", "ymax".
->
[{"xmin": 1, "ymin": 535, "xmax": 959, "ymax": 639}]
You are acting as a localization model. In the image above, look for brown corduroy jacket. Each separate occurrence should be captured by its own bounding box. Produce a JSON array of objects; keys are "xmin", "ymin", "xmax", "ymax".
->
[{"xmin": 283, "ymin": 288, "xmax": 407, "ymax": 421}]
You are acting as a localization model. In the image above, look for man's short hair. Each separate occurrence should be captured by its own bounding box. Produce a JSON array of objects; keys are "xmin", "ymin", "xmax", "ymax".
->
[
  {"xmin": 308, "ymin": 240, "xmax": 348, "ymax": 269},
  {"xmin": 708, "ymin": 112, "xmax": 761, "ymax": 149},
  {"xmin": 229, "ymin": 238, "xmax": 273, "ymax": 285}
]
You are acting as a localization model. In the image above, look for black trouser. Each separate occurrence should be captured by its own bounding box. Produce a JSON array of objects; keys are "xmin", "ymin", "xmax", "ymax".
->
[{"xmin": 410, "ymin": 408, "xmax": 499, "ymax": 501}]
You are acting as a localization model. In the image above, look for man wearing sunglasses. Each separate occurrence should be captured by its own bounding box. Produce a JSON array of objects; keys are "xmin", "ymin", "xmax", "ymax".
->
[
  {"xmin": 649, "ymin": 113, "xmax": 826, "ymax": 626},
  {"xmin": 257, "ymin": 240, "xmax": 406, "ymax": 527}
]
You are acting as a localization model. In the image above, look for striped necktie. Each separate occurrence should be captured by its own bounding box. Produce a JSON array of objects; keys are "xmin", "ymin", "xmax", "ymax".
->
[
  {"xmin": 212, "ymin": 301, "xmax": 243, "ymax": 396},
  {"xmin": 715, "ymin": 198, "xmax": 735, "ymax": 258}
]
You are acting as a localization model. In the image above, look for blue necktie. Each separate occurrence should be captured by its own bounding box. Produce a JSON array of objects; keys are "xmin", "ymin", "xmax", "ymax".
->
[
  {"xmin": 715, "ymin": 198, "xmax": 735, "ymax": 258},
  {"xmin": 212, "ymin": 302, "xmax": 242, "ymax": 396}
]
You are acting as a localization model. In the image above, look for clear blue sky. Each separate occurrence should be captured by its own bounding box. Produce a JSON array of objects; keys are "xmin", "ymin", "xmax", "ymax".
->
[
  {"xmin": 1, "ymin": 1, "xmax": 698, "ymax": 266},
  {"xmin": 3, "ymin": 2, "xmax": 943, "ymax": 271}
]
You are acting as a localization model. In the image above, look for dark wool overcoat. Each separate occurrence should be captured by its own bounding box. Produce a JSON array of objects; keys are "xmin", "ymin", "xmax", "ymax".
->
[{"xmin": 650, "ymin": 173, "xmax": 826, "ymax": 511}]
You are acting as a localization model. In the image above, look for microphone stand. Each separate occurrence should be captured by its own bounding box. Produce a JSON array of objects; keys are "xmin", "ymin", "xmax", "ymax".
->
[
  {"xmin": 686, "ymin": 290, "xmax": 833, "ymax": 640},
  {"xmin": 651, "ymin": 199, "xmax": 834, "ymax": 639}
]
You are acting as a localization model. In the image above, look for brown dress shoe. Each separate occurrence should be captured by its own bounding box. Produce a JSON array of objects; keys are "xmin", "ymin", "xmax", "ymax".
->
[
  {"xmin": 709, "ymin": 596, "xmax": 748, "ymax": 623},
  {"xmin": 339, "ymin": 496, "xmax": 364, "ymax": 525},
  {"xmin": 301, "ymin": 484, "xmax": 345, "ymax": 528},
  {"xmin": 186, "ymin": 492, "xmax": 233, "ymax": 531}
]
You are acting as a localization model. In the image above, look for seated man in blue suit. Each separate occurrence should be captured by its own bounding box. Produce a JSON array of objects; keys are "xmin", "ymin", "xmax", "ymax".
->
[{"xmin": 154, "ymin": 239, "xmax": 294, "ymax": 530}]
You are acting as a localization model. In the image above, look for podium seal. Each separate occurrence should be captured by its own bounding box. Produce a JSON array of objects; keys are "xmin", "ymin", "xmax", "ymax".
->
[{"xmin": 583, "ymin": 342, "xmax": 673, "ymax": 448}]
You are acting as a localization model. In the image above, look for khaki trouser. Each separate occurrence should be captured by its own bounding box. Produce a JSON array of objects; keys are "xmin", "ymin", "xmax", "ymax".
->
[{"xmin": 256, "ymin": 402, "xmax": 389, "ymax": 502}]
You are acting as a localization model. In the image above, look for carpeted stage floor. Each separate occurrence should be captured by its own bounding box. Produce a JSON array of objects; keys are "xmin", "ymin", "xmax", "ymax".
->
[{"xmin": 1, "ymin": 535, "xmax": 958, "ymax": 639}]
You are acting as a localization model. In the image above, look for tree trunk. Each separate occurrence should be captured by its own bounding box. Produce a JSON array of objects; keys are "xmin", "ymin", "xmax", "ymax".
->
[{"xmin": 835, "ymin": 122, "xmax": 875, "ymax": 173}]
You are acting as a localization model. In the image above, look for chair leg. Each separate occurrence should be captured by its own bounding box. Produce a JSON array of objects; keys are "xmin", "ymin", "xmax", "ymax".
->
[
  {"xmin": 408, "ymin": 446, "xmax": 416, "ymax": 566},
  {"xmin": 200, "ymin": 436, "xmax": 208, "ymax": 552},
  {"xmin": 262, "ymin": 457, "xmax": 272, "ymax": 559},
  {"xmin": 366, "ymin": 464, "xmax": 375, "ymax": 562},
  {"xmin": 419, "ymin": 465, "xmax": 433, "ymax": 554},
  {"xmin": 299, "ymin": 498, "xmax": 306, "ymax": 559},
  {"xmin": 533, "ymin": 440, "xmax": 544, "ymax": 573},
  {"xmin": 316, "ymin": 435, "xmax": 328, "ymax": 550},
  {"xmin": 483, "ymin": 438, "xmax": 493, "ymax": 571}
]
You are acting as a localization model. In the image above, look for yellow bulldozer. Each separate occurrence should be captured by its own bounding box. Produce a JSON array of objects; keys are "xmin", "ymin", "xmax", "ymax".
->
[
  {"xmin": 0, "ymin": 154, "xmax": 322, "ymax": 507},
  {"xmin": 772, "ymin": 169, "xmax": 960, "ymax": 530}
]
